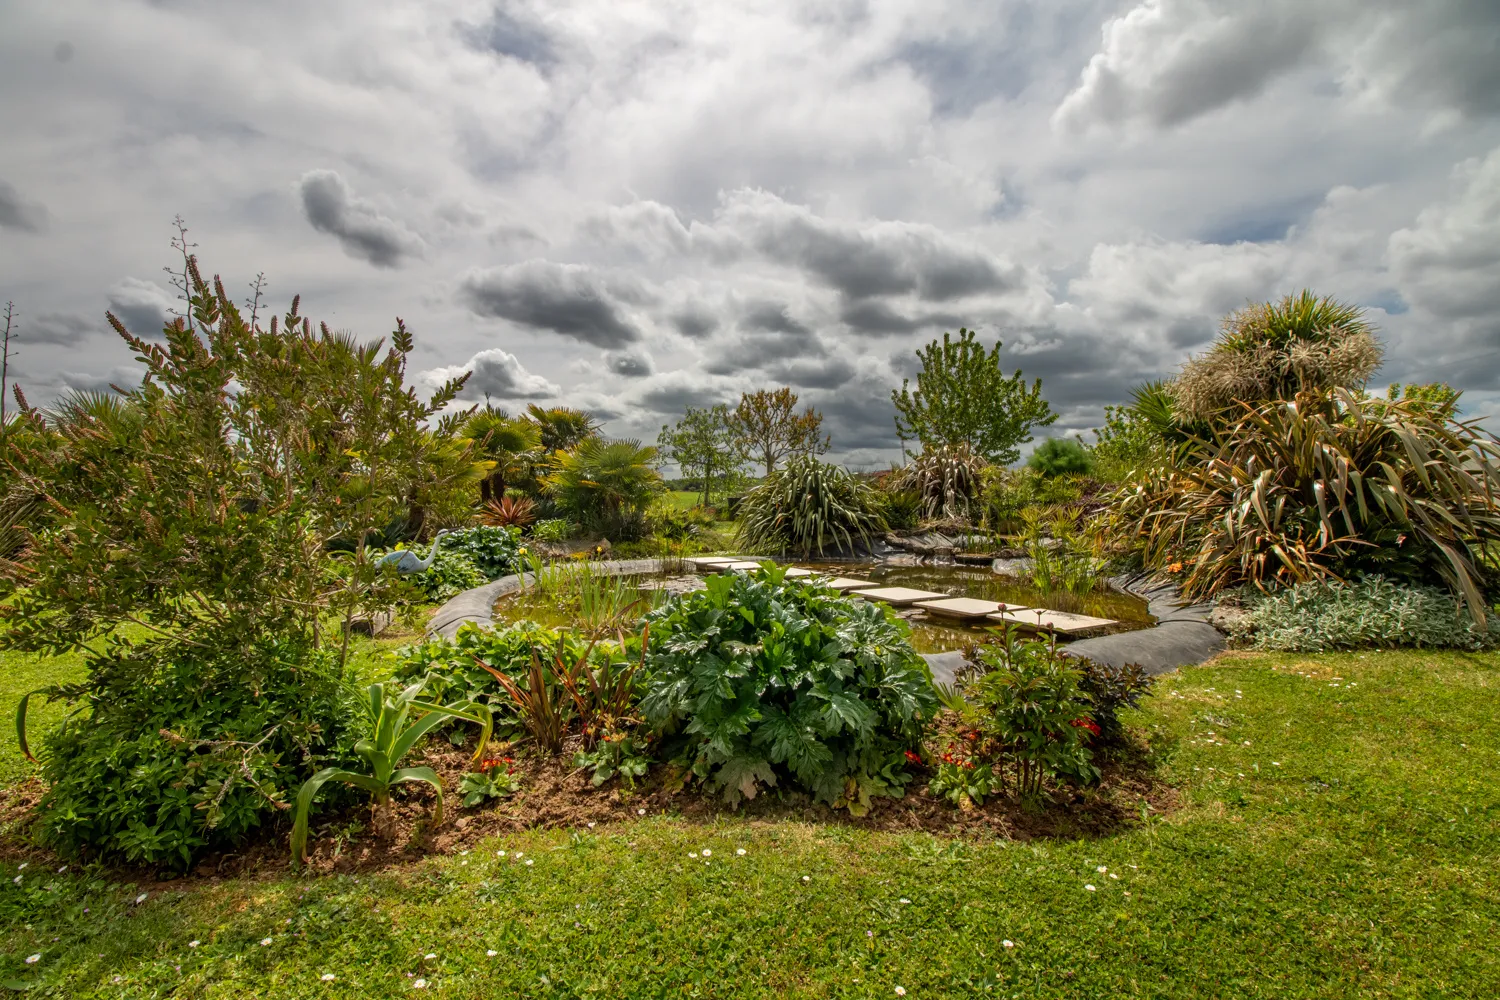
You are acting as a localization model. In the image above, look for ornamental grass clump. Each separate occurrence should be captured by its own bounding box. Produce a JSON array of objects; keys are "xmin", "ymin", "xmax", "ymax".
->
[
  {"xmin": 736, "ymin": 455, "xmax": 887, "ymax": 557},
  {"xmin": 638, "ymin": 568, "xmax": 937, "ymax": 815}
]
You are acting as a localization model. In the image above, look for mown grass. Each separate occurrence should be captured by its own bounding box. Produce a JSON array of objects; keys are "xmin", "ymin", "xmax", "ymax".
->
[{"xmin": 1, "ymin": 649, "xmax": 1497, "ymax": 997}]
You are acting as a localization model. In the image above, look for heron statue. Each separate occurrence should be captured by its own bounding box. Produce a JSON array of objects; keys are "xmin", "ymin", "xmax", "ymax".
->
[{"xmin": 378, "ymin": 529, "xmax": 451, "ymax": 575}]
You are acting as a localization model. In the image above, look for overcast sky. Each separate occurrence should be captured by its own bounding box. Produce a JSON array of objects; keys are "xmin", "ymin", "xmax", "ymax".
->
[{"xmin": 2, "ymin": 0, "xmax": 1497, "ymax": 466}]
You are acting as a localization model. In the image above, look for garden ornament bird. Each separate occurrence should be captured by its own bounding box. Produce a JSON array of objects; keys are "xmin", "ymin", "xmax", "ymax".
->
[{"xmin": 378, "ymin": 529, "xmax": 451, "ymax": 575}]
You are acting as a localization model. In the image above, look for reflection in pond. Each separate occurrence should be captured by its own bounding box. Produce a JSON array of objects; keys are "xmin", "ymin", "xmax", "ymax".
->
[{"xmin": 491, "ymin": 559, "xmax": 1153, "ymax": 655}]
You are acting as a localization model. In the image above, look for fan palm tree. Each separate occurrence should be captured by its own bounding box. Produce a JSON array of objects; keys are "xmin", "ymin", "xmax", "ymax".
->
[
  {"xmin": 526, "ymin": 404, "xmax": 599, "ymax": 454},
  {"xmin": 545, "ymin": 438, "xmax": 664, "ymax": 539},
  {"xmin": 461, "ymin": 406, "xmax": 542, "ymax": 504}
]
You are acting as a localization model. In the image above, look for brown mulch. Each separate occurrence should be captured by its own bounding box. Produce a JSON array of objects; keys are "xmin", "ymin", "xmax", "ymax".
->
[{"xmin": 0, "ymin": 727, "xmax": 1177, "ymax": 889}]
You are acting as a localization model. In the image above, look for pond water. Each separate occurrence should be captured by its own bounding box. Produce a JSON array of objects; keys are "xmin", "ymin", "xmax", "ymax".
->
[{"xmin": 491, "ymin": 560, "xmax": 1154, "ymax": 655}]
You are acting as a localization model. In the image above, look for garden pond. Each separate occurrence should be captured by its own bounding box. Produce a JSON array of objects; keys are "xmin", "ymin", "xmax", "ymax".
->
[{"xmin": 491, "ymin": 559, "xmax": 1153, "ymax": 654}]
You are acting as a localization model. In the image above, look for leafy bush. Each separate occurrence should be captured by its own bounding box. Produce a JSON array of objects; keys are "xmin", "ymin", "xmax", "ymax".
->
[
  {"xmin": 545, "ymin": 438, "xmax": 665, "ymax": 540},
  {"xmin": 1117, "ymin": 389, "xmax": 1500, "ymax": 618},
  {"xmin": 440, "ymin": 525, "xmax": 522, "ymax": 579},
  {"xmin": 531, "ymin": 518, "xmax": 574, "ymax": 542},
  {"xmin": 646, "ymin": 498, "xmax": 716, "ymax": 542},
  {"xmin": 878, "ymin": 486, "xmax": 923, "ymax": 532},
  {"xmin": 459, "ymin": 762, "xmax": 522, "ymax": 807},
  {"xmin": 979, "ymin": 467, "xmax": 1085, "ymax": 534},
  {"xmin": 1027, "ymin": 438, "xmax": 1093, "ymax": 477},
  {"xmin": 394, "ymin": 621, "xmax": 583, "ymax": 720},
  {"xmin": 893, "ymin": 444, "xmax": 985, "ymax": 522},
  {"xmin": 1075, "ymin": 658, "xmax": 1152, "ymax": 745},
  {"xmin": 481, "ymin": 496, "xmax": 537, "ymax": 529},
  {"xmin": 969, "ymin": 635, "xmax": 1099, "ymax": 793},
  {"xmin": 31, "ymin": 641, "xmax": 354, "ymax": 868},
  {"xmin": 1230, "ymin": 576, "xmax": 1500, "ymax": 652},
  {"xmin": 638, "ymin": 569, "xmax": 937, "ymax": 814},
  {"xmin": 413, "ymin": 550, "xmax": 488, "ymax": 602},
  {"xmin": 737, "ymin": 455, "xmax": 887, "ymax": 557},
  {"xmin": 3, "ymin": 246, "xmax": 474, "ymax": 867}
]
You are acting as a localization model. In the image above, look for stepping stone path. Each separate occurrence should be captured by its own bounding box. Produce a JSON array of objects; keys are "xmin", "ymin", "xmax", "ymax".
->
[
  {"xmin": 913, "ymin": 597, "xmax": 1029, "ymax": 621},
  {"xmin": 680, "ymin": 559, "xmax": 1121, "ymax": 638},
  {"xmin": 849, "ymin": 586, "xmax": 948, "ymax": 607},
  {"xmin": 989, "ymin": 608, "xmax": 1118, "ymax": 634}
]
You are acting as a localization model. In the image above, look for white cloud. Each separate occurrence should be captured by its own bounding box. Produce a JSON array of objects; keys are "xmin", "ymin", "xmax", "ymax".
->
[{"xmin": 420, "ymin": 348, "xmax": 560, "ymax": 402}]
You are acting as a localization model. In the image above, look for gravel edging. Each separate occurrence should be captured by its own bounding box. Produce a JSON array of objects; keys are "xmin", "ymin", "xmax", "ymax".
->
[{"xmin": 426, "ymin": 558, "xmax": 665, "ymax": 638}]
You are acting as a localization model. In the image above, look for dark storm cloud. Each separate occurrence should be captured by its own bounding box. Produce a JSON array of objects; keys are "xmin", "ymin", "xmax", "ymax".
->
[
  {"xmin": 606, "ymin": 349, "xmax": 654, "ymax": 378},
  {"xmin": 457, "ymin": 3, "xmax": 557, "ymax": 70},
  {"xmin": 298, "ymin": 170, "xmax": 424, "ymax": 268},
  {"xmin": 839, "ymin": 300, "xmax": 964, "ymax": 335},
  {"xmin": 741, "ymin": 300, "xmax": 812, "ymax": 336},
  {"xmin": 763, "ymin": 356, "xmax": 857, "ymax": 390},
  {"xmin": 24, "ymin": 312, "xmax": 98, "ymax": 346},
  {"xmin": 670, "ymin": 305, "xmax": 719, "ymax": 339},
  {"xmin": 638, "ymin": 380, "xmax": 733, "ymax": 414},
  {"xmin": 106, "ymin": 278, "xmax": 176, "ymax": 338},
  {"xmin": 458, "ymin": 260, "xmax": 641, "ymax": 348},
  {"xmin": 718, "ymin": 191, "xmax": 1021, "ymax": 301},
  {"xmin": 0, "ymin": 179, "xmax": 49, "ymax": 233}
]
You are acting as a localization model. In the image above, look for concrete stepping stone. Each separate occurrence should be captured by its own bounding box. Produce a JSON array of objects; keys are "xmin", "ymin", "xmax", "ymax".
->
[
  {"xmin": 850, "ymin": 586, "xmax": 947, "ymax": 607},
  {"xmin": 781, "ymin": 567, "xmax": 816, "ymax": 578},
  {"xmin": 988, "ymin": 608, "xmax": 1118, "ymax": 634},
  {"xmin": 686, "ymin": 556, "xmax": 746, "ymax": 568},
  {"xmin": 722, "ymin": 560, "xmax": 772, "ymax": 571},
  {"xmin": 913, "ymin": 597, "xmax": 1030, "ymax": 621},
  {"xmin": 819, "ymin": 576, "xmax": 878, "ymax": 592}
]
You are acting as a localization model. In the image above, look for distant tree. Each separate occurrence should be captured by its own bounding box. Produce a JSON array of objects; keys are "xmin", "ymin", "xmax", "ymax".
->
[
  {"xmin": 732, "ymin": 387, "xmax": 830, "ymax": 476},
  {"xmin": 1386, "ymin": 381, "xmax": 1461, "ymax": 421},
  {"xmin": 658, "ymin": 404, "xmax": 747, "ymax": 507},
  {"xmin": 1, "ymin": 301, "xmax": 15, "ymax": 426},
  {"xmin": 892, "ymin": 327, "xmax": 1055, "ymax": 465},
  {"xmin": 526, "ymin": 404, "xmax": 599, "ymax": 453}
]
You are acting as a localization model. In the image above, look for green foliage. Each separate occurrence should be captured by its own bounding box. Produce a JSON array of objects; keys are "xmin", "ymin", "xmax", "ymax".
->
[
  {"xmin": 1173, "ymin": 291, "xmax": 1383, "ymax": 423},
  {"xmin": 1384, "ymin": 381, "xmax": 1461, "ymax": 421},
  {"xmin": 531, "ymin": 518, "xmax": 574, "ymax": 542},
  {"xmin": 645, "ymin": 498, "xmax": 716, "ymax": 542},
  {"xmin": 395, "ymin": 621, "xmax": 580, "ymax": 724},
  {"xmin": 1117, "ymin": 389, "xmax": 1500, "ymax": 619},
  {"xmin": 412, "ymin": 549, "xmax": 488, "ymax": 602},
  {"xmin": 658, "ymin": 404, "xmax": 748, "ymax": 507},
  {"xmin": 892, "ymin": 327, "xmax": 1056, "ymax": 465},
  {"xmin": 525, "ymin": 404, "xmax": 599, "ymax": 454},
  {"xmin": 1075, "ymin": 657, "xmax": 1152, "ymax": 745},
  {"xmin": 1022, "ymin": 507, "xmax": 1106, "ymax": 596},
  {"xmin": 878, "ymin": 485, "xmax": 923, "ymax": 532},
  {"xmin": 458, "ymin": 761, "xmax": 521, "ymax": 807},
  {"xmin": 893, "ymin": 444, "xmax": 985, "ymax": 522},
  {"xmin": 1089, "ymin": 390, "xmax": 1172, "ymax": 483},
  {"xmin": 291, "ymin": 679, "xmax": 492, "ymax": 863},
  {"xmin": 462, "ymin": 406, "xmax": 543, "ymax": 504},
  {"xmin": 440, "ymin": 525, "xmax": 523, "ymax": 579},
  {"xmin": 2, "ymin": 239, "xmax": 473, "ymax": 866},
  {"xmin": 545, "ymin": 438, "xmax": 665, "ymax": 540},
  {"xmin": 572, "ymin": 732, "xmax": 652, "ymax": 788},
  {"xmin": 979, "ymin": 467, "xmax": 1084, "ymax": 534},
  {"xmin": 638, "ymin": 569, "xmax": 937, "ymax": 813},
  {"xmin": 969, "ymin": 633, "xmax": 1099, "ymax": 794},
  {"xmin": 737, "ymin": 455, "xmax": 887, "ymax": 557},
  {"xmin": 928, "ymin": 758, "xmax": 1003, "ymax": 810},
  {"xmin": 1230, "ymin": 576, "xmax": 1500, "ymax": 652},
  {"xmin": 1026, "ymin": 438, "xmax": 1093, "ymax": 478},
  {"xmin": 30, "ymin": 640, "xmax": 353, "ymax": 868}
]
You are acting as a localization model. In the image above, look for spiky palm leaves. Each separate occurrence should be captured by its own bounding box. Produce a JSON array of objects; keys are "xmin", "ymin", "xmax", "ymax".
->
[
  {"xmin": 894, "ymin": 444, "xmax": 985, "ymax": 522},
  {"xmin": 544, "ymin": 439, "xmax": 664, "ymax": 539},
  {"xmin": 1118, "ymin": 389, "xmax": 1500, "ymax": 621},
  {"xmin": 461, "ymin": 409, "xmax": 542, "ymax": 503},
  {"xmin": 737, "ymin": 454, "xmax": 887, "ymax": 557},
  {"xmin": 1173, "ymin": 291, "xmax": 1382, "ymax": 423}
]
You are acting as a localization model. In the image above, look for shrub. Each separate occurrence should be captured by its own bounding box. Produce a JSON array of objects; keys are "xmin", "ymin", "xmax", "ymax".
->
[
  {"xmin": 638, "ymin": 569, "xmax": 937, "ymax": 814},
  {"xmin": 481, "ymin": 496, "xmax": 537, "ymax": 529},
  {"xmin": 440, "ymin": 525, "xmax": 522, "ymax": 579},
  {"xmin": 893, "ymin": 444, "xmax": 985, "ymax": 522},
  {"xmin": 394, "ymin": 621, "xmax": 583, "ymax": 721},
  {"xmin": 531, "ymin": 518, "xmax": 574, "ymax": 542},
  {"xmin": 878, "ymin": 486, "xmax": 923, "ymax": 532},
  {"xmin": 1117, "ymin": 389, "xmax": 1500, "ymax": 619},
  {"xmin": 545, "ymin": 438, "xmax": 665, "ymax": 540},
  {"xmin": 969, "ymin": 634, "xmax": 1099, "ymax": 793},
  {"xmin": 1027, "ymin": 438, "xmax": 1093, "ymax": 477},
  {"xmin": 413, "ymin": 549, "xmax": 488, "ymax": 602},
  {"xmin": 979, "ymin": 467, "xmax": 1084, "ymax": 534},
  {"xmin": 646, "ymin": 498, "xmax": 716, "ymax": 542},
  {"xmin": 1075, "ymin": 658, "xmax": 1152, "ymax": 745},
  {"xmin": 4, "ymin": 245, "xmax": 473, "ymax": 867},
  {"xmin": 737, "ymin": 455, "xmax": 887, "ymax": 557},
  {"xmin": 1230, "ymin": 576, "xmax": 1500, "ymax": 652}
]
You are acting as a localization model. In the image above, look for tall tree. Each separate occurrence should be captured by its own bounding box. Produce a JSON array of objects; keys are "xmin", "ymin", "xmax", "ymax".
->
[
  {"xmin": 732, "ymin": 387, "xmax": 830, "ymax": 476},
  {"xmin": 658, "ymin": 404, "xmax": 747, "ymax": 507},
  {"xmin": 892, "ymin": 327, "xmax": 1055, "ymax": 465}
]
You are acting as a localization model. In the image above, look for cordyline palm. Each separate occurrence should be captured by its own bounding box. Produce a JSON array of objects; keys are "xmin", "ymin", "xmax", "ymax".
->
[
  {"xmin": 1119, "ymin": 388, "xmax": 1500, "ymax": 621},
  {"xmin": 737, "ymin": 454, "xmax": 887, "ymax": 557},
  {"xmin": 1172, "ymin": 291, "xmax": 1383, "ymax": 423},
  {"xmin": 462, "ymin": 409, "xmax": 542, "ymax": 503},
  {"xmin": 290, "ymin": 680, "xmax": 492, "ymax": 865}
]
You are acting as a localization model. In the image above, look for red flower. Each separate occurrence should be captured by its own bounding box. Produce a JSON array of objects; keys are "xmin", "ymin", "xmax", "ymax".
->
[
  {"xmin": 904, "ymin": 750, "xmax": 923, "ymax": 764},
  {"xmin": 1070, "ymin": 718, "xmax": 1102, "ymax": 737}
]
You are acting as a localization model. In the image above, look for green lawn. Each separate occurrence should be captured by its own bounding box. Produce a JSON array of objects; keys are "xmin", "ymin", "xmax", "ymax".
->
[{"xmin": 2, "ymin": 649, "xmax": 1497, "ymax": 997}]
